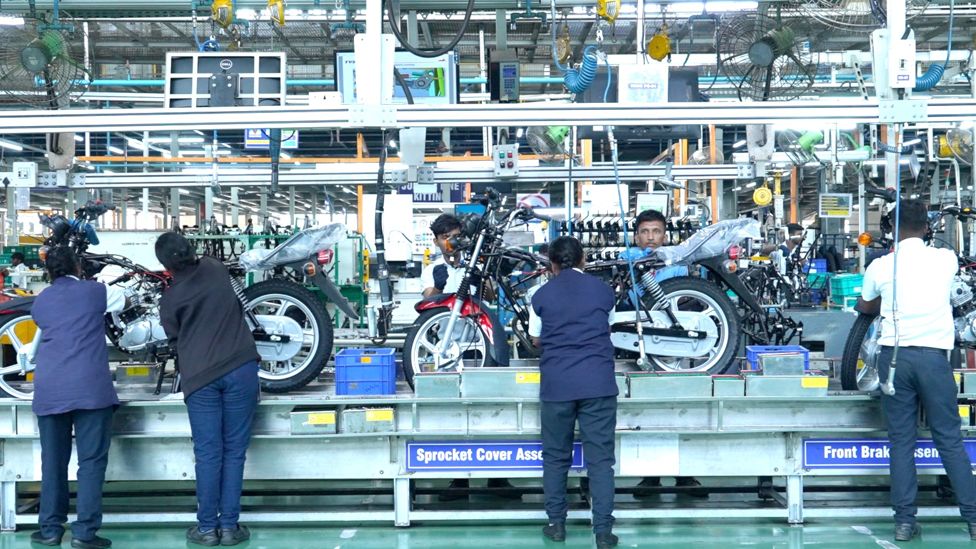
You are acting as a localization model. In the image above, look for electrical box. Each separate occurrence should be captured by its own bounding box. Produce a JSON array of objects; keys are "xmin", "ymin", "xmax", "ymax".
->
[
  {"xmin": 10, "ymin": 162, "xmax": 37, "ymax": 187},
  {"xmin": 887, "ymin": 36, "xmax": 917, "ymax": 90},
  {"xmin": 489, "ymin": 49, "xmax": 520, "ymax": 103},
  {"xmin": 492, "ymin": 144, "xmax": 520, "ymax": 177}
]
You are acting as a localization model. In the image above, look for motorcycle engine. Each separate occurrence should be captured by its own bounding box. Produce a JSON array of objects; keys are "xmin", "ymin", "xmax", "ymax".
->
[
  {"xmin": 951, "ymin": 275, "xmax": 976, "ymax": 343},
  {"xmin": 112, "ymin": 286, "xmax": 169, "ymax": 354}
]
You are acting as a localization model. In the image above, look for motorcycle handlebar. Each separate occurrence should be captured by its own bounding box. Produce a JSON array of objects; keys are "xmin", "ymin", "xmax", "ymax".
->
[{"xmin": 863, "ymin": 187, "xmax": 897, "ymax": 203}]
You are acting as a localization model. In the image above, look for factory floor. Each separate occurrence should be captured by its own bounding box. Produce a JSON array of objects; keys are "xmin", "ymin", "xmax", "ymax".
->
[{"xmin": 3, "ymin": 519, "xmax": 976, "ymax": 548}]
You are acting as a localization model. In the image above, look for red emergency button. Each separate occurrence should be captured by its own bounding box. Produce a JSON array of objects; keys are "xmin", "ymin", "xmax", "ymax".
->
[{"xmin": 507, "ymin": 161, "xmax": 514, "ymax": 168}]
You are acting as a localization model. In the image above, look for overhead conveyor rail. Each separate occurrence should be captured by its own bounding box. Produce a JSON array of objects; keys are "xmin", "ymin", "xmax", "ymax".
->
[{"xmin": 2, "ymin": 98, "xmax": 976, "ymax": 134}]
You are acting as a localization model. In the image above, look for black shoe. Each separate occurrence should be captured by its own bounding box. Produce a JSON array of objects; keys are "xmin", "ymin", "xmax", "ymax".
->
[
  {"xmin": 676, "ymin": 477, "xmax": 709, "ymax": 499},
  {"xmin": 595, "ymin": 531, "xmax": 619, "ymax": 549},
  {"xmin": 30, "ymin": 530, "xmax": 63, "ymax": 546},
  {"xmin": 968, "ymin": 523, "xmax": 976, "ymax": 541},
  {"xmin": 894, "ymin": 523, "xmax": 920, "ymax": 542},
  {"xmin": 633, "ymin": 477, "xmax": 662, "ymax": 500},
  {"xmin": 70, "ymin": 536, "xmax": 111, "ymax": 549},
  {"xmin": 186, "ymin": 526, "xmax": 220, "ymax": 547},
  {"xmin": 220, "ymin": 525, "xmax": 250, "ymax": 546},
  {"xmin": 542, "ymin": 522, "xmax": 566, "ymax": 542},
  {"xmin": 487, "ymin": 478, "xmax": 522, "ymax": 500},
  {"xmin": 438, "ymin": 479, "xmax": 469, "ymax": 502}
]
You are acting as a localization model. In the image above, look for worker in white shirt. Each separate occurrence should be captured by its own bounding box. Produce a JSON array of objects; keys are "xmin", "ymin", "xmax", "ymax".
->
[
  {"xmin": 858, "ymin": 199, "xmax": 976, "ymax": 542},
  {"xmin": 4, "ymin": 252, "xmax": 29, "ymax": 289}
]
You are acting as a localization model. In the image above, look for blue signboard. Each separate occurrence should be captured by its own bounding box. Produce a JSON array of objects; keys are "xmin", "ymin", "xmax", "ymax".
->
[
  {"xmin": 407, "ymin": 441, "xmax": 585, "ymax": 471},
  {"xmin": 803, "ymin": 438, "xmax": 976, "ymax": 469},
  {"xmin": 397, "ymin": 183, "xmax": 465, "ymax": 203}
]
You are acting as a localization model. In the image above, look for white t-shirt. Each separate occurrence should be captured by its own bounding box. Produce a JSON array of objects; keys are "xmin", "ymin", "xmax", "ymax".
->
[
  {"xmin": 8, "ymin": 263, "xmax": 28, "ymax": 288},
  {"xmin": 420, "ymin": 257, "xmax": 466, "ymax": 294},
  {"xmin": 861, "ymin": 238, "xmax": 958, "ymax": 349}
]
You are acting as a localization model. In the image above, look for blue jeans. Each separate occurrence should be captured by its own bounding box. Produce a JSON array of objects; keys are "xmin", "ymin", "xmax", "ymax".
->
[
  {"xmin": 186, "ymin": 361, "xmax": 259, "ymax": 531},
  {"xmin": 37, "ymin": 406, "xmax": 115, "ymax": 541}
]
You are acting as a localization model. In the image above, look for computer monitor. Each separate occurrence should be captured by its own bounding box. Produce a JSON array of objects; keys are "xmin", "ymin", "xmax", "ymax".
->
[{"xmin": 334, "ymin": 50, "xmax": 460, "ymax": 105}]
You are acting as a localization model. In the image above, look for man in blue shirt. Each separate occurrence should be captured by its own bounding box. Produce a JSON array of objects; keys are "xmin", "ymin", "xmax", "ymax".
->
[
  {"xmin": 30, "ymin": 247, "xmax": 126, "ymax": 549},
  {"xmin": 530, "ymin": 236, "xmax": 619, "ymax": 549},
  {"xmin": 621, "ymin": 209, "xmax": 705, "ymax": 499}
]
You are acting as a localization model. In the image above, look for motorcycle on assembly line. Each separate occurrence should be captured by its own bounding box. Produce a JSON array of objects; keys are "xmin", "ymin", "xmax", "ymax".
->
[
  {"xmin": 401, "ymin": 189, "xmax": 760, "ymax": 387},
  {"xmin": 0, "ymin": 202, "xmax": 359, "ymax": 398},
  {"xmin": 840, "ymin": 201, "xmax": 976, "ymax": 391}
]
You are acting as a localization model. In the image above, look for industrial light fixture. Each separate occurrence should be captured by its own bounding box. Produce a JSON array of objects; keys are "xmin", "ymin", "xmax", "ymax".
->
[
  {"xmin": 107, "ymin": 145, "xmax": 125, "ymax": 155},
  {"xmin": 389, "ymin": 140, "xmax": 397, "ymax": 149},
  {"xmin": 178, "ymin": 189, "xmax": 191, "ymax": 196},
  {"xmin": 146, "ymin": 137, "xmax": 205, "ymax": 144},
  {"xmin": 732, "ymin": 140, "xmax": 747, "ymax": 149},
  {"xmin": 903, "ymin": 138, "xmax": 922, "ymax": 147},
  {"xmin": 0, "ymin": 138, "xmax": 24, "ymax": 152},
  {"xmin": 74, "ymin": 135, "xmax": 84, "ymax": 143},
  {"xmin": 745, "ymin": 182, "xmax": 757, "ymax": 188}
]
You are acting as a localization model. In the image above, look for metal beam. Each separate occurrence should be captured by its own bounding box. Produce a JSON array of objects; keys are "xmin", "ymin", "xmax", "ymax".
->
[{"xmin": 5, "ymin": 99, "xmax": 976, "ymax": 134}]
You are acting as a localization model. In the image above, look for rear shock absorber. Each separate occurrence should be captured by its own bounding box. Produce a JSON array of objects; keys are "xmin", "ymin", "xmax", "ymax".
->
[{"xmin": 640, "ymin": 270, "xmax": 666, "ymax": 305}]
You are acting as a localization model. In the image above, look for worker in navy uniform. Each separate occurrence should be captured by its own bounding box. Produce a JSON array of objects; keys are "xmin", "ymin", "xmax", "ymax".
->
[
  {"xmin": 156, "ymin": 232, "xmax": 261, "ymax": 547},
  {"xmin": 858, "ymin": 199, "xmax": 976, "ymax": 542},
  {"xmin": 420, "ymin": 213, "xmax": 517, "ymax": 500},
  {"xmin": 618, "ymin": 209, "xmax": 705, "ymax": 499},
  {"xmin": 530, "ymin": 236, "xmax": 618, "ymax": 548},
  {"xmin": 29, "ymin": 247, "xmax": 126, "ymax": 549}
]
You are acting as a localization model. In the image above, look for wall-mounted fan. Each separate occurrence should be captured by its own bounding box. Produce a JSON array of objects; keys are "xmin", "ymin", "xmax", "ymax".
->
[
  {"xmin": 0, "ymin": 14, "xmax": 90, "ymax": 108},
  {"xmin": 777, "ymin": 129, "xmax": 824, "ymax": 166},
  {"xmin": 716, "ymin": 14, "xmax": 816, "ymax": 102},
  {"xmin": 526, "ymin": 126, "xmax": 570, "ymax": 163},
  {"xmin": 787, "ymin": 0, "xmax": 930, "ymax": 31},
  {"xmin": 941, "ymin": 128, "xmax": 973, "ymax": 166}
]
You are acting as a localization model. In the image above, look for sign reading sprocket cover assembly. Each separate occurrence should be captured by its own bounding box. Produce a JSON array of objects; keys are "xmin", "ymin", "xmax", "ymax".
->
[
  {"xmin": 407, "ymin": 442, "xmax": 584, "ymax": 471},
  {"xmin": 819, "ymin": 193, "xmax": 853, "ymax": 218}
]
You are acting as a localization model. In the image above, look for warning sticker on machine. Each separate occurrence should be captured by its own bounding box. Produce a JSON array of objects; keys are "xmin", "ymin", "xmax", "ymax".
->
[
  {"xmin": 803, "ymin": 438, "xmax": 976, "ymax": 468},
  {"xmin": 406, "ymin": 441, "xmax": 584, "ymax": 471}
]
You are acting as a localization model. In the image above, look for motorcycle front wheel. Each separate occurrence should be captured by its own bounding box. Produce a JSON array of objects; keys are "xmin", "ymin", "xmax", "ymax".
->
[
  {"xmin": 840, "ymin": 314, "xmax": 882, "ymax": 392},
  {"xmin": 0, "ymin": 312, "xmax": 38, "ymax": 399},
  {"xmin": 403, "ymin": 308, "xmax": 495, "ymax": 389},
  {"xmin": 645, "ymin": 277, "xmax": 740, "ymax": 375},
  {"xmin": 244, "ymin": 280, "xmax": 333, "ymax": 393}
]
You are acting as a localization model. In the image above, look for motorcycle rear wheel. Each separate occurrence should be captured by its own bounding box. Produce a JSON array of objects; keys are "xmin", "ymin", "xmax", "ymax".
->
[
  {"xmin": 645, "ymin": 277, "xmax": 740, "ymax": 375},
  {"xmin": 244, "ymin": 280, "xmax": 333, "ymax": 393}
]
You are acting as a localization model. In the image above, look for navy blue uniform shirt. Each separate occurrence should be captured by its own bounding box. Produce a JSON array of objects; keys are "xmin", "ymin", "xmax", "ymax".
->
[
  {"xmin": 32, "ymin": 277, "xmax": 120, "ymax": 416},
  {"xmin": 531, "ymin": 268, "xmax": 618, "ymax": 402}
]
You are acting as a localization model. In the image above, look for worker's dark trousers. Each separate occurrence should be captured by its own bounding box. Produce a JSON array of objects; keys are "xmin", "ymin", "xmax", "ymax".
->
[
  {"xmin": 541, "ymin": 395, "xmax": 616, "ymax": 534},
  {"xmin": 879, "ymin": 346, "xmax": 976, "ymax": 524},
  {"xmin": 37, "ymin": 406, "xmax": 114, "ymax": 542}
]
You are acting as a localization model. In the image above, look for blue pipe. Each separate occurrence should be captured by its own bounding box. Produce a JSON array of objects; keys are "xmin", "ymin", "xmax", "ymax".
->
[{"xmin": 914, "ymin": 0, "xmax": 953, "ymax": 92}]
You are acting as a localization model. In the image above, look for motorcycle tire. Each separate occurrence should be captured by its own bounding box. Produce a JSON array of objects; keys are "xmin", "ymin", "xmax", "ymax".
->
[
  {"xmin": 840, "ymin": 313, "xmax": 881, "ymax": 391},
  {"xmin": 646, "ymin": 277, "xmax": 741, "ymax": 375},
  {"xmin": 244, "ymin": 279, "xmax": 333, "ymax": 393},
  {"xmin": 403, "ymin": 307, "xmax": 496, "ymax": 389},
  {"xmin": 0, "ymin": 311, "xmax": 38, "ymax": 400}
]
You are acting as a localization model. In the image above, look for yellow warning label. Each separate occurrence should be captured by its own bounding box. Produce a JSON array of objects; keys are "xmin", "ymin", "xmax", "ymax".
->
[
  {"xmin": 366, "ymin": 409, "xmax": 394, "ymax": 422},
  {"xmin": 801, "ymin": 377, "xmax": 829, "ymax": 389},
  {"xmin": 960, "ymin": 405, "xmax": 971, "ymax": 418},
  {"xmin": 856, "ymin": 359, "xmax": 865, "ymax": 371},
  {"xmin": 956, "ymin": 373, "xmax": 963, "ymax": 385},
  {"xmin": 124, "ymin": 367, "xmax": 151, "ymax": 377},
  {"xmin": 306, "ymin": 412, "xmax": 336, "ymax": 425},
  {"xmin": 516, "ymin": 372, "xmax": 541, "ymax": 384},
  {"xmin": 360, "ymin": 357, "xmax": 372, "ymax": 364}
]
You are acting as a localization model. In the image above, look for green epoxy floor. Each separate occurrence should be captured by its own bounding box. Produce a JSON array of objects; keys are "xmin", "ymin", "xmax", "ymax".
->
[{"xmin": 3, "ymin": 520, "xmax": 976, "ymax": 548}]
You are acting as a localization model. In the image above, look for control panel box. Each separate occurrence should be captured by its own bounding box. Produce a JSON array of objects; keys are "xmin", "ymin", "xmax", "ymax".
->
[{"xmin": 493, "ymin": 144, "xmax": 519, "ymax": 178}]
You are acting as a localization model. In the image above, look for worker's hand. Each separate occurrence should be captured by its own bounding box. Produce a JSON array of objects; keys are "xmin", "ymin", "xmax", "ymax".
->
[{"xmin": 433, "ymin": 264, "xmax": 449, "ymax": 291}]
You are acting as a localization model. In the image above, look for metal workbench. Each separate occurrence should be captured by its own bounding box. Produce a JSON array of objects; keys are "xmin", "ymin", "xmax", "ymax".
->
[{"xmin": 0, "ymin": 382, "xmax": 966, "ymax": 530}]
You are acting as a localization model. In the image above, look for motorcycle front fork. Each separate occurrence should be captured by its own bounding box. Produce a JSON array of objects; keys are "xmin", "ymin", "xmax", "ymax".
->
[{"xmin": 433, "ymin": 299, "xmax": 466, "ymax": 365}]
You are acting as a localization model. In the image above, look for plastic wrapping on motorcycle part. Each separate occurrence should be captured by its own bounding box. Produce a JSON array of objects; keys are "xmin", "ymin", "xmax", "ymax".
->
[
  {"xmin": 654, "ymin": 218, "xmax": 761, "ymax": 266},
  {"xmin": 239, "ymin": 223, "xmax": 346, "ymax": 272}
]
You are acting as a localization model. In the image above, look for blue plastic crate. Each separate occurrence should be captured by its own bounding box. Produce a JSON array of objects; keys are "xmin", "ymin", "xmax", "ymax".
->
[
  {"xmin": 803, "ymin": 259, "xmax": 828, "ymax": 274},
  {"xmin": 335, "ymin": 348, "xmax": 397, "ymax": 396},
  {"xmin": 745, "ymin": 345, "xmax": 810, "ymax": 372}
]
